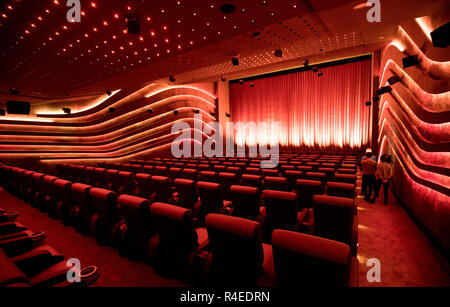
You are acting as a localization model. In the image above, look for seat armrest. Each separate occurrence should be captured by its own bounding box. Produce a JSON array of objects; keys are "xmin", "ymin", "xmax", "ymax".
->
[
  {"xmin": 0, "ymin": 222, "xmax": 27, "ymax": 237},
  {"xmin": 351, "ymin": 215, "xmax": 358, "ymax": 256},
  {"xmin": 349, "ymin": 256, "xmax": 358, "ymax": 287},
  {"xmin": 10, "ymin": 245, "xmax": 64, "ymax": 278}
]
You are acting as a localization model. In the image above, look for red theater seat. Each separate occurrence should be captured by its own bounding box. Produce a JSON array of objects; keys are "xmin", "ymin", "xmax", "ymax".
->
[
  {"xmin": 89, "ymin": 188, "xmax": 123, "ymax": 246},
  {"xmin": 117, "ymin": 195, "xmax": 154, "ymax": 260},
  {"xmin": 264, "ymin": 177, "xmax": 288, "ymax": 192},
  {"xmin": 312, "ymin": 195, "xmax": 358, "ymax": 256},
  {"xmin": 199, "ymin": 171, "xmax": 218, "ymax": 183},
  {"xmin": 204, "ymin": 214, "xmax": 270, "ymax": 286},
  {"xmin": 150, "ymin": 202, "xmax": 208, "ymax": 281},
  {"xmin": 40, "ymin": 175, "xmax": 58, "ymax": 214},
  {"xmin": 135, "ymin": 173, "xmax": 153, "ymax": 200},
  {"xmin": 151, "ymin": 176, "xmax": 173, "ymax": 203},
  {"xmin": 217, "ymin": 172, "xmax": 239, "ymax": 200},
  {"xmin": 195, "ymin": 182, "xmax": 227, "ymax": 224},
  {"xmin": 295, "ymin": 179, "xmax": 324, "ymax": 209},
  {"xmin": 262, "ymin": 190, "xmax": 308, "ymax": 238},
  {"xmin": 240, "ymin": 174, "xmax": 262, "ymax": 189},
  {"xmin": 106, "ymin": 169, "xmax": 120, "ymax": 192},
  {"xmin": 174, "ymin": 179, "xmax": 198, "ymax": 211},
  {"xmin": 182, "ymin": 168, "xmax": 198, "ymax": 181},
  {"xmin": 117, "ymin": 171, "xmax": 136, "ymax": 195},
  {"xmin": 327, "ymin": 182, "xmax": 355, "ymax": 199},
  {"xmin": 245, "ymin": 167, "xmax": 261, "ymax": 175},
  {"xmin": 71, "ymin": 183, "xmax": 95, "ymax": 235},
  {"xmin": 272, "ymin": 230, "xmax": 357, "ymax": 287},
  {"xmin": 52, "ymin": 179, "xmax": 72, "ymax": 223},
  {"xmin": 262, "ymin": 169, "xmax": 279, "ymax": 178},
  {"xmin": 229, "ymin": 185, "xmax": 262, "ymax": 221},
  {"xmin": 334, "ymin": 173, "xmax": 357, "ymax": 185},
  {"xmin": 92, "ymin": 168, "xmax": 108, "ymax": 188},
  {"xmin": 168, "ymin": 167, "xmax": 183, "ymax": 181},
  {"xmin": 284, "ymin": 170, "xmax": 304, "ymax": 191},
  {"xmin": 305, "ymin": 172, "xmax": 326, "ymax": 187},
  {"xmin": 153, "ymin": 166, "xmax": 169, "ymax": 177},
  {"xmin": 30, "ymin": 173, "xmax": 45, "ymax": 208}
]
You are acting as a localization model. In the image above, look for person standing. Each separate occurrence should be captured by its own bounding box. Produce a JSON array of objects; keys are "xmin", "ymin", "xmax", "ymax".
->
[
  {"xmin": 371, "ymin": 155, "xmax": 393, "ymax": 205},
  {"xmin": 361, "ymin": 150, "xmax": 377, "ymax": 201}
]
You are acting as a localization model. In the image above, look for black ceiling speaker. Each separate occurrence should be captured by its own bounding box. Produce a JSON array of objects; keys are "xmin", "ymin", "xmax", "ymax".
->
[
  {"xmin": 312, "ymin": 66, "xmax": 319, "ymax": 72},
  {"xmin": 9, "ymin": 87, "xmax": 19, "ymax": 95},
  {"xmin": 225, "ymin": 113, "xmax": 231, "ymax": 118},
  {"xmin": 387, "ymin": 76, "xmax": 401, "ymax": 85},
  {"xmin": 318, "ymin": 71, "xmax": 323, "ymax": 77},
  {"xmin": 109, "ymin": 107, "xmax": 115, "ymax": 113},
  {"xmin": 430, "ymin": 22, "xmax": 449, "ymax": 48},
  {"xmin": 106, "ymin": 90, "xmax": 112, "ymax": 96},
  {"xmin": 148, "ymin": 109, "xmax": 153, "ymax": 113},
  {"xmin": 274, "ymin": 49, "xmax": 283, "ymax": 57},
  {"xmin": 194, "ymin": 109, "xmax": 200, "ymax": 114},
  {"xmin": 169, "ymin": 76, "xmax": 176, "ymax": 82},
  {"xmin": 63, "ymin": 107, "xmax": 71, "ymax": 114},
  {"xmin": 365, "ymin": 101, "xmax": 372, "ymax": 106},
  {"xmin": 173, "ymin": 110, "xmax": 178, "ymax": 115},
  {"xmin": 7, "ymin": 101, "xmax": 30, "ymax": 115},
  {"xmin": 250, "ymin": 83, "xmax": 255, "ymax": 87},
  {"xmin": 211, "ymin": 112, "xmax": 216, "ymax": 117},
  {"xmin": 220, "ymin": 3, "xmax": 236, "ymax": 14},
  {"xmin": 373, "ymin": 96, "xmax": 380, "ymax": 102},
  {"xmin": 232, "ymin": 57, "xmax": 239, "ymax": 66},
  {"xmin": 125, "ymin": 14, "xmax": 140, "ymax": 34},
  {"xmin": 402, "ymin": 55, "xmax": 419, "ymax": 68},
  {"xmin": 0, "ymin": 108, "xmax": 5, "ymax": 116},
  {"xmin": 303, "ymin": 59, "xmax": 309, "ymax": 67},
  {"xmin": 376, "ymin": 86, "xmax": 392, "ymax": 96}
]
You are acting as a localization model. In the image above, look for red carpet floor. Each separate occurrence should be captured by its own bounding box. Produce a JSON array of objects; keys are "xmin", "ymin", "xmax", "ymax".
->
[{"xmin": 1, "ymin": 185, "xmax": 449, "ymax": 287}]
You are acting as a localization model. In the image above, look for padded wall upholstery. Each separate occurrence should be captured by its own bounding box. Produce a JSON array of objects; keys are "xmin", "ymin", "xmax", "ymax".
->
[{"xmin": 377, "ymin": 16, "xmax": 450, "ymax": 259}]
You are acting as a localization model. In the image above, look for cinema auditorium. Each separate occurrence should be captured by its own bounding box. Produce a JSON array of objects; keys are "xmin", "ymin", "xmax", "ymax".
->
[{"xmin": 0, "ymin": 0, "xmax": 449, "ymax": 289}]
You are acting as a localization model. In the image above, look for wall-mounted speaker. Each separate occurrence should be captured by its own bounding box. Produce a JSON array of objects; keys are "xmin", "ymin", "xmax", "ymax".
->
[
  {"xmin": 6, "ymin": 101, "xmax": 30, "ymax": 115},
  {"xmin": 232, "ymin": 57, "xmax": 239, "ymax": 66},
  {"xmin": 387, "ymin": 76, "xmax": 401, "ymax": 85},
  {"xmin": 376, "ymin": 86, "xmax": 392, "ymax": 96},
  {"xmin": 174, "ymin": 110, "xmax": 179, "ymax": 115},
  {"xmin": 402, "ymin": 55, "xmax": 419, "ymax": 68},
  {"xmin": 125, "ymin": 14, "xmax": 140, "ymax": 34},
  {"xmin": 430, "ymin": 22, "xmax": 449, "ymax": 48},
  {"xmin": 274, "ymin": 49, "xmax": 283, "ymax": 57},
  {"xmin": 63, "ymin": 107, "xmax": 71, "ymax": 114}
]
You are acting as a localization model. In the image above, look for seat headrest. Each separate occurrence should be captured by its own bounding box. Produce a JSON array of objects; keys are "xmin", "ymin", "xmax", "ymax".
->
[
  {"xmin": 90, "ymin": 188, "xmax": 116, "ymax": 200},
  {"xmin": 43, "ymin": 175, "xmax": 58, "ymax": 183},
  {"xmin": 327, "ymin": 182, "xmax": 355, "ymax": 190},
  {"xmin": 183, "ymin": 168, "xmax": 197, "ymax": 173},
  {"xmin": 54, "ymin": 179, "xmax": 72, "ymax": 188},
  {"xmin": 71, "ymin": 183, "xmax": 92, "ymax": 193},
  {"xmin": 313, "ymin": 195, "xmax": 354, "ymax": 208},
  {"xmin": 241, "ymin": 174, "xmax": 260, "ymax": 180},
  {"xmin": 218, "ymin": 172, "xmax": 236, "ymax": 179},
  {"xmin": 263, "ymin": 190, "xmax": 297, "ymax": 201},
  {"xmin": 272, "ymin": 230, "xmax": 350, "ymax": 265},
  {"xmin": 265, "ymin": 176, "xmax": 286, "ymax": 182},
  {"xmin": 201, "ymin": 171, "xmax": 216, "ymax": 176},
  {"xmin": 306, "ymin": 172, "xmax": 325, "ymax": 177},
  {"xmin": 230, "ymin": 185, "xmax": 259, "ymax": 195},
  {"xmin": 174, "ymin": 178, "xmax": 195, "ymax": 186},
  {"xmin": 197, "ymin": 181, "xmax": 220, "ymax": 190},
  {"xmin": 206, "ymin": 214, "xmax": 261, "ymax": 239},
  {"xmin": 151, "ymin": 202, "xmax": 190, "ymax": 222},
  {"xmin": 296, "ymin": 179, "xmax": 322, "ymax": 187},
  {"xmin": 152, "ymin": 176, "xmax": 170, "ymax": 183},
  {"xmin": 117, "ymin": 194, "xmax": 150, "ymax": 210},
  {"xmin": 118, "ymin": 171, "xmax": 133, "ymax": 177},
  {"xmin": 285, "ymin": 170, "xmax": 303, "ymax": 176},
  {"xmin": 136, "ymin": 173, "xmax": 151, "ymax": 180}
]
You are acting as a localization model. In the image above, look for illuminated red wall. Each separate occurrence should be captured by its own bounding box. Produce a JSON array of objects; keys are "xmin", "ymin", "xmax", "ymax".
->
[
  {"xmin": 377, "ymin": 17, "xmax": 450, "ymax": 259},
  {"xmin": 229, "ymin": 57, "xmax": 372, "ymax": 151}
]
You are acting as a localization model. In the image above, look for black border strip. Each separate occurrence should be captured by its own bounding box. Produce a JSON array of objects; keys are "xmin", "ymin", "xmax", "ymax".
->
[{"xmin": 229, "ymin": 54, "xmax": 372, "ymax": 84}]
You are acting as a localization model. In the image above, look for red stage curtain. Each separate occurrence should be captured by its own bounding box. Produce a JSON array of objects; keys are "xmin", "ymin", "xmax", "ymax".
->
[{"xmin": 229, "ymin": 59, "xmax": 372, "ymax": 151}]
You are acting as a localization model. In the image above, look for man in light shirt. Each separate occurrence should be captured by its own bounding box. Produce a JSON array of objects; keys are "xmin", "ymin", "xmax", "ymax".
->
[
  {"xmin": 361, "ymin": 149, "xmax": 377, "ymax": 201},
  {"xmin": 371, "ymin": 155, "xmax": 394, "ymax": 205}
]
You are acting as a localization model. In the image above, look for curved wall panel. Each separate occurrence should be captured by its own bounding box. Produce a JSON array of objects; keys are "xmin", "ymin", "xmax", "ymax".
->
[
  {"xmin": 378, "ymin": 18, "xmax": 450, "ymax": 260},
  {"xmin": 0, "ymin": 83, "xmax": 216, "ymax": 162}
]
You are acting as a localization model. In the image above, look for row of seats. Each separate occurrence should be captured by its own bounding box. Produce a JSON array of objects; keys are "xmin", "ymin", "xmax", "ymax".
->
[
  {"xmin": 0, "ymin": 206, "xmax": 98, "ymax": 287},
  {"xmin": 1, "ymin": 161, "xmax": 358, "ymax": 286}
]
